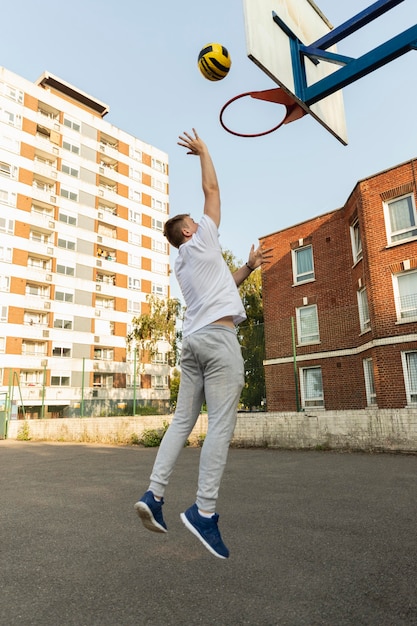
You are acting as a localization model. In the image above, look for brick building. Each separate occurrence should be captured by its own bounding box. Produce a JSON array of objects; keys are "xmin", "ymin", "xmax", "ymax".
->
[
  {"xmin": 0, "ymin": 67, "xmax": 171, "ymax": 418},
  {"xmin": 260, "ymin": 158, "xmax": 417, "ymax": 411}
]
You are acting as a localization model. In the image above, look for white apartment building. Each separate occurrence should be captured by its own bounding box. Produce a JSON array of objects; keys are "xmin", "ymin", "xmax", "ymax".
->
[{"xmin": 0, "ymin": 66, "xmax": 171, "ymax": 418}]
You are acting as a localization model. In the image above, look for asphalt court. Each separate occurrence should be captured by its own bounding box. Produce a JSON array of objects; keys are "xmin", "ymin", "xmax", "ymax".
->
[{"xmin": 1, "ymin": 441, "xmax": 416, "ymax": 626}]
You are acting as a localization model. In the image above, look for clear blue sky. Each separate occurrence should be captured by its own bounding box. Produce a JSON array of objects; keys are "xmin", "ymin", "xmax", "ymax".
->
[{"xmin": 3, "ymin": 1, "xmax": 416, "ymax": 285}]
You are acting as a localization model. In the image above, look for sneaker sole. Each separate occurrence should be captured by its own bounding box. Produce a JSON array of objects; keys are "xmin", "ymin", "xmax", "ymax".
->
[
  {"xmin": 180, "ymin": 512, "xmax": 227, "ymax": 559},
  {"xmin": 134, "ymin": 502, "xmax": 167, "ymax": 533}
]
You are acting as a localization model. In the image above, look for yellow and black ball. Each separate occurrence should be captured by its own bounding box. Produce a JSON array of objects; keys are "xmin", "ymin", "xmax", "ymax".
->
[{"xmin": 198, "ymin": 43, "xmax": 231, "ymax": 81}]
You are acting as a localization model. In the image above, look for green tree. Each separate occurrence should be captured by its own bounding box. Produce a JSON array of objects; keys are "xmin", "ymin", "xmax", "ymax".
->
[
  {"xmin": 169, "ymin": 368, "xmax": 181, "ymax": 409},
  {"xmin": 223, "ymin": 250, "xmax": 266, "ymax": 410},
  {"xmin": 127, "ymin": 295, "xmax": 183, "ymax": 368}
]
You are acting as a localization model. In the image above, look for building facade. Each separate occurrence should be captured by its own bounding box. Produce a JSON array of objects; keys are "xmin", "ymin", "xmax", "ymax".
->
[
  {"xmin": 261, "ymin": 158, "xmax": 417, "ymax": 411},
  {"xmin": 0, "ymin": 67, "xmax": 171, "ymax": 418}
]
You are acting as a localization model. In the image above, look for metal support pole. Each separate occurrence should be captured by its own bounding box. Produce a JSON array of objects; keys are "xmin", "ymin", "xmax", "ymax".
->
[
  {"xmin": 133, "ymin": 348, "xmax": 137, "ymax": 416},
  {"xmin": 81, "ymin": 357, "xmax": 85, "ymax": 417},
  {"xmin": 291, "ymin": 317, "xmax": 301, "ymax": 412}
]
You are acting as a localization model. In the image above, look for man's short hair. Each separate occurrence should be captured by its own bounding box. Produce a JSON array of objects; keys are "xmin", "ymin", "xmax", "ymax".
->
[{"xmin": 163, "ymin": 213, "xmax": 190, "ymax": 248}]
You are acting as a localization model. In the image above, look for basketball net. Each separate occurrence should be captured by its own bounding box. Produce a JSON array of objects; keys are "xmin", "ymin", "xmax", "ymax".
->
[{"xmin": 219, "ymin": 87, "xmax": 306, "ymax": 137}]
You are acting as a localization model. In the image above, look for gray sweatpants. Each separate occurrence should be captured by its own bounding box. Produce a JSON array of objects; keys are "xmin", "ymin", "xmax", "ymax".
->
[{"xmin": 148, "ymin": 324, "xmax": 245, "ymax": 513}]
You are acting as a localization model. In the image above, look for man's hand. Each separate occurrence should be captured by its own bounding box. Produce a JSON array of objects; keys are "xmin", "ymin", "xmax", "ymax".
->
[
  {"xmin": 247, "ymin": 245, "xmax": 273, "ymax": 271},
  {"xmin": 178, "ymin": 129, "xmax": 208, "ymax": 155}
]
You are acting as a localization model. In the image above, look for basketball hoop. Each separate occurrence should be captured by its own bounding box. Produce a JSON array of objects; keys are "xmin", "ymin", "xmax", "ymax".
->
[{"xmin": 219, "ymin": 87, "xmax": 307, "ymax": 138}]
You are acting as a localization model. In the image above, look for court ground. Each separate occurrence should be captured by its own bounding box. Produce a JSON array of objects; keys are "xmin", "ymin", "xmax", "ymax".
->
[{"xmin": 1, "ymin": 441, "xmax": 416, "ymax": 626}]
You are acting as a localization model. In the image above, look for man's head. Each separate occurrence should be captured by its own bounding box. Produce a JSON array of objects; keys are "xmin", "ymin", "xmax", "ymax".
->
[{"xmin": 163, "ymin": 214, "xmax": 198, "ymax": 248}]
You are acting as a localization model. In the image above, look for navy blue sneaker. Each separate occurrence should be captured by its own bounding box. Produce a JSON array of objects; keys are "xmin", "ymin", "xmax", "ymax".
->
[
  {"xmin": 134, "ymin": 491, "xmax": 167, "ymax": 533},
  {"xmin": 180, "ymin": 503, "xmax": 229, "ymax": 559}
]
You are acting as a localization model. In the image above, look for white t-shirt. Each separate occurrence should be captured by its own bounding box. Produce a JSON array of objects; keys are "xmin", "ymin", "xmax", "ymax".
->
[{"xmin": 175, "ymin": 214, "xmax": 247, "ymax": 337}]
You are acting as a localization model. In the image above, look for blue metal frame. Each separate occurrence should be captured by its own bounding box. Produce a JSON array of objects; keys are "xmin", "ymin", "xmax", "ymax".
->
[{"xmin": 272, "ymin": 0, "xmax": 416, "ymax": 106}]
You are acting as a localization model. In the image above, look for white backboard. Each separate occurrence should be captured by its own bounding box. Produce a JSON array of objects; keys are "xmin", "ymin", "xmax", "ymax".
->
[{"xmin": 243, "ymin": 0, "xmax": 348, "ymax": 144}]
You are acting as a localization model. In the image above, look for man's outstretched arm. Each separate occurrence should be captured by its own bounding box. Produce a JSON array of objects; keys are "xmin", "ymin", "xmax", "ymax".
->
[{"xmin": 178, "ymin": 129, "xmax": 220, "ymax": 227}]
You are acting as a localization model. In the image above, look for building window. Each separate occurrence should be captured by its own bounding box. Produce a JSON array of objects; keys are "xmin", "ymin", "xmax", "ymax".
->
[
  {"xmin": 54, "ymin": 317, "xmax": 73, "ymax": 330},
  {"xmin": 61, "ymin": 162, "xmax": 79, "ymax": 178},
  {"xmin": 129, "ymin": 210, "xmax": 141, "ymax": 224},
  {"xmin": 384, "ymin": 194, "xmax": 417, "ymax": 243},
  {"xmin": 51, "ymin": 375, "xmax": 70, "ymax": 386},
  {"xmin": 61, "ymin": 187, "xmax": 78, "ymax": 202},
  {"xmin": 0, "ymin": 276, "xmax": 10, "ymax": 292},
  {"xmin": 363, "ymin": 358, "xmax": 377, "ymax": 406},
  {"xmin": 0, "ymin": 188, "xmax": 16, "ymax": 206},
  {"xmin": 152, "ymin": 198, "xmax": 168, "ymax": 213},
  {"xmin": 55, "ymin": 289, "xmax": 74, "ymax": 303},
  {"xmin": 152, "ymin": 158, "xmax": 166, "ymax": 173},
  {"xmin": 357, "ymin": 287, "xmax": 371, "ymax": 332},
  {"xmin": 58, "ymin": 211, "xmax": 77, "ymax": 226},
  {"xmin": 128, "ymin": 277, "xmax": 141, "ymax": 291},
  {"xmin": 350, "ymin": 217, "xmax": 363, "ymax": 264},
  {"xmin": 52, "ymin": 346, "xmax": 71, "ymax": 357},
  {"xmin": 152, "ymin": 239, "xmax": 168, "ymax": 254},
  {"xmin": 296, "ymin": 305, "xmax": 319, "ymax": 344},
  {"xmin": 63, "ymin": 115, "xmax": 81, "ymax": 132},
  {"xmin": 300, "ymin": 366, "xmax": 324, "ymax": 408},
  {"xmin": 56, "ymin": 263, "xmax": 75, "ymax": 276},
  {"xmin": 402, "ymin": 352, "xmax": 417, "ymax": 405},
  {"xmin": 0, "ymin": 247, "xmax": 12, "ymax": 262},
  {"xmin": 0, "ymin": 217, "xmax": 14, "ymax": 234},
  {"xmin": 93, "ymin": 374, "xmax": 113, "ymax": 388},
  {"xmin": 152, "ymin": 218, "xmax": 164, "ymax": 232},
  {"xmin": 393, "ymin": 270, "xmax": 417, "ymax": 320},
  {"xmin": 152, "ymin": 375, "xmax": 169, "ymax": 389},
  {"xmin": 57, "ymin": 236, "xmax": 76, "ymax": 250},
  {"xmin": 62, "ymin": 140, "xmax": 80, "ymax": 155},
  {"xmin": 94, "ymin": 348, "xmax": 114, "ymax": 360},
  {"xmin": 152, "ymin": 284, "xmax": 167, "ymax": 297},
  {"xmin": 0, "ymin": 306, "xmax": 7, "ymax": 322},
  {"xmin": 292, "ymin": 245, "xmax": 314, "ymax": 284},
  {"xmin": 128, "ymin": 300, "xmax": 141, "ymax": 314},
  {"xmin": 95, "ymin": 297, "xmax": 114, "ymax": 309}
]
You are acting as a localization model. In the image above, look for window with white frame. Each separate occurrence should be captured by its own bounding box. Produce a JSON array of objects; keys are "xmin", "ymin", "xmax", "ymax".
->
[
  {"xmin": 402, "ymin": 351, "xmax": 417, "ymax": 405},
  {"xmin": 0, "ymin": 336, "xmax": 4, "ymax": 353},
  {"xmin": 152, "ymin": 158, "xmax": 166, "ymax": 173},
  {"xmin": 28, "ymin": 257, "xmax": 51, "ymax": 270},
  {"xmin": 57, "ymin": 236, "xmax": 76, "ymax": 250},
  {"xmin": 350, "ymin": 217, "xmax": 363, "ymax": 264},
  {"xmin": 357, "ymin": 286, "xmax": 371, "ymax": 332},
  {"xmin": 20, "ymin": 371, "xmax": 43, "ymax": 386},
  {"xmin": 152, "ymin": 283, "xmax": 167, "ymax": 297},
  {"xmin": 152, "ymin": 375, "xmax": 169, "ymax": 389},
  {"xmin": 0, "ymin": 109, "xmax": 22, "ymax": 127},
  {"xmin": 151, "ymin": 352, "xmax": 169, "ymax": 365},
  {"xmin": 0, "ymin": 217, "xmax": 14, "ymax": 234},
  {"xmin": 0, "ymin": 134, "xmax": 19, "ymax": 153},
  {"xmin": 152, "ymin": 198, "xmax": 168, "ymax": 213},
  {"xmin": 95, "ymin": 296, "xmax": 114, "ymax": 309},
  {"xmin": 129, "ymin": 167, "xmax": 141, "ymax": 181},
  {"xmin": 363, "ymin": 358, "xmax": 377, "ymax": 406},
  {"xmin": 52, "ymin": 345, "xmax": 71, "ymax": 357},
  {"xmin": 130, "ymin": 147, "xmax": 142, "ymax": 161},
  {"xmin": 58, "ymin": 210, "xmax": 77, "ymax": 226},
  {"xmin": 94, "ymin": 347, "xmax": 114, "ymax": 360},
  {"xmin": 296, "ymin": 305, "xmax": 319, "ymax": 344},
  {"xmin": 128, "ymin": 277, "xmax": 141, "ymax": 291},
  {"xmin": 0, "ymin": 276, "xmax": 10, "ymax": 292},
  {"xmin": 0, "ymin": 306, "xmax": 7, "ymax": 322},
  {"xmin": 31, "ymin": 230, "xmax": 51, "ymax": 245},
  {"xmin": 152, "ymin": 239, "xmax": 168, "ymax": 254},
  {"xmin": 93, "ymin": 373, "xmax": 113, "ymax": 388},
  {"xmin": 128, "ymin": 254, "xmax": 141, "ymax": 268},
  {"xmin": 24, "ymin": 311, "xmax": 48, "ymax": 326},
  {"xmin": 61, "ymin": 187, "xmax": 78, "ymax": 202},
  {"xmin": 384, "ymin": 194, "xmax": 417, "ymax": 243},
  {"xmin": 26, "ymin": 284, "xmax": 50, "ymax": 298},
  {"xmin": 2, "ymin": 82, "xmax": 23, "ymax": 103},
  {"xmin": 129, "ymin": 209, "xmax": 141, "ymax": 223},
  {"xmin": 51, "ymin": 374, "xmax": 70, "ymax": 386},
  {"xmin": 55, "ymin": 288, "xmax": 74, "ymax": 303},
  {"xmin": 300, "ymin": 366, "xmax": 324, "ymax": 408},
  {"xmin": 152, "ymin": 261, "xmax": 168, "ymax": 275},
  {"xmin": 0, "ymin": 188, "xmax": 16, "ymax": 206},
  {"xmin": 56, "ymin": 263, "xmax": 75, "ymax": 276},
  {"xmin": 63, "ymin": 115, "xmax": 81, "ymax": 132},
  {"xmin": 61, "ymin": 162, "xmax": 79, "ymax": 178},
  {"xmin": 393, "ymin": 269, "xmax": 417, "ymax": 320},
  {"xmin": 293, "ymin": 245, "xmax": 315, "ymax": 284},
  {"xmin": 0, "ymin": 161, "xmax": 17, "ymax": 178},
  {"xmin": 62, "ymin": 140, "xmax": 80, "ymax": 155},
  {"xmin": 129, "ymin": 231, "xmax": 141, "ymax": 246},
  {"xmin": 128, "ymin": 300, "xmax": 141, "ymax": 314},
  {"xmin": 0, "ymin": 247, "xmax": 12, "ymax": 262},
  {"xmin": 152, "ymin": 218, "xmax": 164, "ymax": 232},
  {"xmin": 53, "ymin": 316, "xmax": 73, "ymax": 330},
  {"xmin": 152, "ymin": 178, "xmax": 165, "ymax": 192},
  {"xmin": 129, "ymin": 189, "xmax": 141, "ymax": 203},
  {"xmin": 22, "ymin": 341, "xmax": 47, "ymax": 356}
]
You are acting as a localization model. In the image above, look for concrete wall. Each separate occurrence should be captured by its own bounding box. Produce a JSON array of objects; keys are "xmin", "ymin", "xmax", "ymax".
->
[{"xmin": 5, "ymin": 408, "xmax": 417, "ymax": 452}]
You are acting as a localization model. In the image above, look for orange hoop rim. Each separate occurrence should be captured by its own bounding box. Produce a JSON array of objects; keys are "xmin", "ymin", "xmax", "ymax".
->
[{"xmin": 219, "ymin": 91, "xmax": 289, "ymax": 138}]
